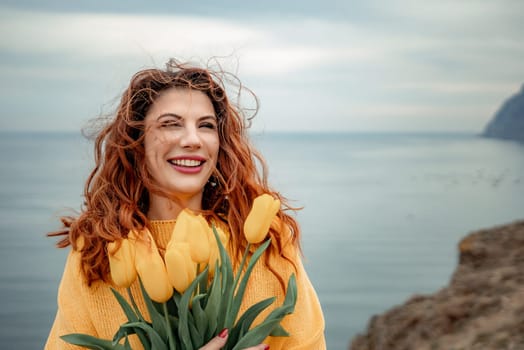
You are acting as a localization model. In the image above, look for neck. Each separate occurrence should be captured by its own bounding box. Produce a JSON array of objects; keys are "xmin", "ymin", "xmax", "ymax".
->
[{"xmin": 147, "ymin": 193, "xmax": 203, "ymax": 220}]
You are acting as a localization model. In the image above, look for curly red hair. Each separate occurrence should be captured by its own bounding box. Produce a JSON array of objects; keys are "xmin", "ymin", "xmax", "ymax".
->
[{"xmin": 49, "ymin": 60, "xmax": 301, "ymax": 287}]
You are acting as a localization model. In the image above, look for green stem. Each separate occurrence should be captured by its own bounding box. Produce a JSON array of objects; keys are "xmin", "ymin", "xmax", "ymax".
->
[
  {"xmin": 163, "ymin": 302, "xmax": 177, "ymax": 350},
  {"xmin": 127, "ymin": 287, "xmax": 145, "ymax": 321},
  {"xmin": 233, "ymin": 244, "xmax": 251, "ymax": 289},
  {"xmin": 196, "ymin": 263, "xmax": 200, "ymax": 295},
  {"xmin": 224, "ymin": 243, "xmax": 251, "ymax": 328}
]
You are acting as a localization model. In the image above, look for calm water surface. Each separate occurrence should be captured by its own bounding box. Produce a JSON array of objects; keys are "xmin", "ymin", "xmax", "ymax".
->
[{"xmin": 1, "ymin": 132, "xmax": 523, "ymax": 349}]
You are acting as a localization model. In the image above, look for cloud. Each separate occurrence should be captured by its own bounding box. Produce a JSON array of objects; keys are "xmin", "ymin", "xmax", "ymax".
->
[
  {"xmin": 0, "ymin": 6, "xmax": 380, "ymax": 78},
  {"xmin": 0, "ymin": 8, "xmax": 258, "ymax": 56},
  {"xmin": 0, "ymin": 2, "xmax": 523, "ymax": 132}
]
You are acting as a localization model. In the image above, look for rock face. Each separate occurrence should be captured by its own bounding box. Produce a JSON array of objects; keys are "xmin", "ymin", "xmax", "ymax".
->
[
  {"xmin": 483, "ymin": 85, "xmax": 524, "ymax": 143},
  {"xmin": 350, "ymin": 221, "xmax": 524, "ymax": 350}
]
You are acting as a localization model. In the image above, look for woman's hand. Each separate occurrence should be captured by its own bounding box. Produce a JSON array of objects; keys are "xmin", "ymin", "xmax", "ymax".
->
[{"xmin": 199, "ymin": 329, "xmax": 269, "ymax": 350}]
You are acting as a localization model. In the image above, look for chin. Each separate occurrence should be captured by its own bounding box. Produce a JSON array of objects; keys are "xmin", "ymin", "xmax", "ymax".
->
[{"xmin": 168, "ymin": 184, "xmax": 206, "ymax": 198}]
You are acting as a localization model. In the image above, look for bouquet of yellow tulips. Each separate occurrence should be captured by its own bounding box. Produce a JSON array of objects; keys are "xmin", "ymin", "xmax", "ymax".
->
[{"xmin": 62, "ymin": 194, "xmax": 297, "ymax": 350}]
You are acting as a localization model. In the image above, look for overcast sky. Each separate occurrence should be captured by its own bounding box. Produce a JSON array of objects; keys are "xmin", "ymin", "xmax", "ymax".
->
[{"xmin": 1, "ymin": 0, "xmax": 523, "ymax": 133}]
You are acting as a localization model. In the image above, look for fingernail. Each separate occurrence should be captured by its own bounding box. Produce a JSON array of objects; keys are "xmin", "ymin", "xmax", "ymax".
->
[
  {"xmin": 263, "ymin": 345, "xmax": 270, "ymax": 350},
  {"xmin": 219, "ymin": 328, "xmax": 228, "ymax": 338}
]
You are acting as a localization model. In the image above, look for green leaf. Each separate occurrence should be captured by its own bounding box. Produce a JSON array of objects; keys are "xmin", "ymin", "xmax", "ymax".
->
[
  {"xmin": 138, "ymin": 279, "xmax": 168, "ymax": 341},
  {"xmin": 188, "ymin": 318, "xmax": 203, "ymax": 349},
  {"xmin": 282, "ymin": 274, "xmax": 297, "ymax": 311},
  {"xmin": 264, "ymin": 274, "xmax": 297, "ymax": 322},
  {"xmin": 162, "ymin": 302, "xmax": 178, "ymax": 350},
  {"xmin": 198, "ymin": 267, "xmax": 209, "ymax": 296},
  {"xmin": 192, "ymin": 294, "xmax": 208, "ymax": 340},
  {"xmin": 232, "ymin": 319, "xmax": 282, "ymax": 350},
  {"xmin": 172, "ymin": 291, "xmax": 182, "ymax": 310},
  {"xmin": 228, "ymin": 297, "xmax": 275, "ymax": 345},
  {"xmin": 168, "ymin": 313, "xmax": 180, "ymax": 330},
  {"xmin": 119, "ymin": 322, "xmax": 167, "ymax": 350},
  {"xmin": 126, "ymin": 287, "xmax": 146, "ymax": 321},
  {"xmin": 113, "ymin": 322, "xmax": 138, "ymax": 345},
  {"xmin": 212, "ymin": 225, "xmax": 234, "ymax": 331},
  {"xmin": 231, "ymin": 274, "xmax": 298, "ymax": 350},
  {"xmin": 110, "ymin": 288, "xmax": 138, "ymax": 322},
  {"xmin": 269, "ymin": 324, "xmax": 290, "ymax": 337},
  {"xmin": 226, "ymin": 239, "xmax": 271, "ymax": 328},
  {"xmin": 178, "ymin": 270, "xmax": 208, "ymax": 350},
  {"xmin": 203, "ymin": 266, "xmax": 221, "ymax": 340},
  {"xmin": 110, "ymin": 288, "xmax": 151, "ymax": 348},
  {"xmin": 60, "ymin": 333, "xmax": 126, "ymax": 350},
  {"xmin": 123, "ymin": 336, "xmax": 133, "ymax": 350}
]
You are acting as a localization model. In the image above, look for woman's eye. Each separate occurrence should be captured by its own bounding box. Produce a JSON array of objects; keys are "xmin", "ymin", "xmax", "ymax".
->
[
  {"xmin": 160, "ymin": 120, "xmax": 180, "ymax": 127},
  {"xmin": 200, "ymin": 122, "xmax": 217, "ymax": 129}
]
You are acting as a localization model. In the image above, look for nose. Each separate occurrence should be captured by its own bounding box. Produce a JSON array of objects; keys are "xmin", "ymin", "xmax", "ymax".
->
[{"xmin": 179, "ymin": 125, "xmax": 202, "ymax": 149}]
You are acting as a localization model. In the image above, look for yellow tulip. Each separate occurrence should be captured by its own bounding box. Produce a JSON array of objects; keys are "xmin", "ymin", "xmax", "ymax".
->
[
  {"xmin": 165, "ymin": 242, "xmax": 196, "ymax": 293},
  {"xmin": 207, "ymin": 225, "xmax": 228, "ymax": 276},
  {"xmin": 187, "ymin": 214, "xmax": 211, "ymax": 264},
  {"xmin": 169, "ymin": 209, "xmax": 211, "ymax": 264},
  {"xmin": 243, "ymin": 194, "xmax": 281, "ymax": 244},
  {"xmin": 107, "ymin": 238, "xmax": 137, "ymax": 288},
  {"xmin": 131, "ymin": 229, "xmax": 173, "ymax": 303},
  {"xmin": 183, "ymin": 245, "xmax": 197, "ymax": 283},
  {"xmin": 170, "ymin": 209, "xmax": 193, "ymax": 243}
]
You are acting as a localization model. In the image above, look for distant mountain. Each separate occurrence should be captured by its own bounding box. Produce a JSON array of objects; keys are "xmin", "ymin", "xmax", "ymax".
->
[{"xmin": 483, "ymin": 84, "xmax": 524, "ymax": 142}]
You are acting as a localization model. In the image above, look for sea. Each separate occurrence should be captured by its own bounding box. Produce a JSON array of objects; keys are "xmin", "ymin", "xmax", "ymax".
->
[{"xmin": 1, "ymin": 131, "xmax": 523, "ymax": 349}]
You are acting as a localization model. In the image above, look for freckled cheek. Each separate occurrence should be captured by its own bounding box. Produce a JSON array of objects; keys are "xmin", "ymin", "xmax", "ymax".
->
[
  {"xmin": 151, "ymin": 133, "xmax": 171, "ymax": 144},
  {"xmin": 210, "ymin": 139, "xmax": 220, "ymax": 160},
  {"xmin": 143, "ymin": 150, "xmax": 156, "ymax": 175},
  {"xmin": 145, "ymin": 131, "xmax": 173, "ymax": 151},
  {"xmin": 144, "ymin": 140, "xmax": 165, "ymax": 169}
]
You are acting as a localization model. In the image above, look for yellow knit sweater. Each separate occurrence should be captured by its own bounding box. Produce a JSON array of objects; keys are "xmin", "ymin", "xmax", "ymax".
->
[{"xmin": 45, "ymin": 220, "xmax": 326, "ymax": 349}]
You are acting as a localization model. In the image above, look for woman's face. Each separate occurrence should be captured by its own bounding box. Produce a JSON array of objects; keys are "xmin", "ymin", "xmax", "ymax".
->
[{"xmin": 143, "ymin": 88, "xmax": 219, "ymax": 206}]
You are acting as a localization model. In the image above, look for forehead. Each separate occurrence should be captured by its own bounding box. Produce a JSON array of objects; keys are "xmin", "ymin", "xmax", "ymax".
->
[{"xmin": 147, "ymin": 88, "xmax": 215, "ymax": 117}]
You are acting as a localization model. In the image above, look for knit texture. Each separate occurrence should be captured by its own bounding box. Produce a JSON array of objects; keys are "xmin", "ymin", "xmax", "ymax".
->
[{"xmin": 45, "ymin": 220, "xmax": 326, "ymax": 349}]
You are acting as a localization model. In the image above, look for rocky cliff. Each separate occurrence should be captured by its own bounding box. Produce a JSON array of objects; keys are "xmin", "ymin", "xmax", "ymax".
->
[
  {"xmin": 350, "ymin": 221, "xmax": 524, "ymax": 350},
  {"xmin": 483, "ymin": 85, "xmax": 524, "ymax": 143}
]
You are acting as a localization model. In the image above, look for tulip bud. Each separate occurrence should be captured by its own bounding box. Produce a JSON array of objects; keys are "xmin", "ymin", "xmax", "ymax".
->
[
  {"xmin": 169, "ymin": 209, "xmax": 212, "ymax": 264},
  {"xmin": 207, "ymin": 225, "xmax": 228, "ymax": 276},
  {"xmin": 187, "ymin": 214, "xmax": 211, "ymax": 264},
  {"xmin": 166, "ymin": 243, "xmax": 196, "ymax": 293},
  {"xmin": 131, "ymin": 229, "xmax": 173, "ymax": 303},
  {"xmin": 165, "ymin": 243, "xmax": 194, "ymax": 293},
  {"xmin": 244, "ymin": 194, "xmax": 281, "ymax": 244},
  {"xmin": 183, "ymin": 245, "xmax": 197, "ymax": 283},
  {"xmin": 170, "ymin": 209, "xmax": 193, "ymax": 243},
  {"xmin": 107, "ymin": 238, "xmax": 137, "ymax": 288}
]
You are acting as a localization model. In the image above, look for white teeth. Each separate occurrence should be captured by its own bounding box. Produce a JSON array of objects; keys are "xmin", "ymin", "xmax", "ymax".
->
[{"xmin": 170, "ymin": 159, "xmax": 203, "ymax": 167}]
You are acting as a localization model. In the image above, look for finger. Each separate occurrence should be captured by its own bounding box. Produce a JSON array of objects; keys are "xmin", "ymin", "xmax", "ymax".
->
[
  {"xmin": 244, "ymin": 344, "xmax": 270, "ymax": 350},
  {"xmin": 199, "ymin": 328, "xmax": 229, "ymax": 350}
]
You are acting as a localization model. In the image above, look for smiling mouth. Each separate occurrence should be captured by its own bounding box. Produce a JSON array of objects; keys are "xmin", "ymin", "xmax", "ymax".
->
[{"xmin": 168, "ymin": 159, "xmax": 205, "ymax": 167}]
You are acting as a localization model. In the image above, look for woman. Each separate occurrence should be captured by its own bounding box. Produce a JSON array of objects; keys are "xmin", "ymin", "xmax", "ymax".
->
[{"xmin": 45, "ymin": 60, "xmax": 326, "ymax": 349}]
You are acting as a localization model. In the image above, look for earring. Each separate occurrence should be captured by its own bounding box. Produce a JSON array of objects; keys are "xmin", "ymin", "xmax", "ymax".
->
[{"xmin": 208, "ymin": 176, "xmax": 217, "ymax": 187}]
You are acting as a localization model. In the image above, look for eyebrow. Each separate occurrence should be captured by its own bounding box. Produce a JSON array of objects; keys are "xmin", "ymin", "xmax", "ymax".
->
[{"xmin": 156, "ymin": 113, "xmax": 217, "ymax": 122}]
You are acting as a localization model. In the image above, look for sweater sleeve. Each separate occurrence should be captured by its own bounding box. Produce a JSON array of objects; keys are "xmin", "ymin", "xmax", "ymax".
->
[
  {"xmin": 270, "ymin": 254, "xmax": 326, "ymax": 350},
  {"xmin": 45, "ymin": 250, "xmax": 97, "ymax": 350},
  {"xmin": 241, "ymin": 247, "xmax": 326, "ymax": 350}
]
